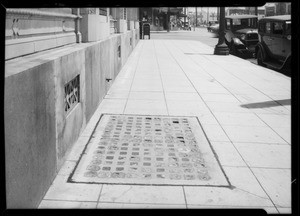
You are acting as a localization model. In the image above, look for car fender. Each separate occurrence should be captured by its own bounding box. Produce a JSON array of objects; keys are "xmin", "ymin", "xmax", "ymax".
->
[
  {"xmin": 285, "ymin": 53, "xmax": 291, "ymax": 62},
  {"xmin": 255, "ymin": 43, "xmax": 266, "ymax": 59},
  {"xmin": 225, "ymin": 30, "xmax": 235, "ymax": 43},
  {"xmin": 280, "ymin": 53, "xmax": 291, "ymax": 70},
  {"xmin": 231, "ymin": 38, "xmax": 248, "ymax": 52},
  {"xmin": 232, "ymin": 37, "xmax": 244, "ymax": 46}
]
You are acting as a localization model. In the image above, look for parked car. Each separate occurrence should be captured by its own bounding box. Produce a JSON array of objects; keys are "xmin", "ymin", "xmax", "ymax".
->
[
  {"xmin": 207, "ymin": 20, "xmax": 219, "ymax": 32},
  {"xmin": 224, "ymin": 15, "xmax": 259, "ymax": 58},
  {"xmin": 255, "ymin": 15, "xmax": 291, "ymax": 74},
  {"xmin": 210, "ymin": 24, "xmax": 219, "ymax": 35}
]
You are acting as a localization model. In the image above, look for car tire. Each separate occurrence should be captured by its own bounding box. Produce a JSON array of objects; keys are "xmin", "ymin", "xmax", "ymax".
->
[{"xmin": 257, "ymin": 49, "xmax": 265, "ymax": 66}]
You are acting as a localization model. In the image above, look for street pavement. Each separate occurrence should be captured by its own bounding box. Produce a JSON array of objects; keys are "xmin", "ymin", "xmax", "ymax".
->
[{"xmin": 39, "ymin": 39, "xmax": 291, "ymax": 213}]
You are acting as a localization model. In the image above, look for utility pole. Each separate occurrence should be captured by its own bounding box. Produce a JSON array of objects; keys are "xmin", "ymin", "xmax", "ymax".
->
[
  {"xmin": 207, "ymin": 7, "xmax": 209, "ymax": 24},
  {"xmin": 184, "ymin": 7, "xmax": 186, "ymax": 23},
  {"xmin": 200, "ymin": 11, "xmax": 203, "ymax": 25},
  {"xmin": 217, "ymin": 7, "xmax": 220, "ymax": 21},
  {"xmin": 195, "ymin": 7, "xmax": 198, "ymax": 28},
  {"xmin": 214, "ymin": 7, "xmax": 229, "ymax": 55},
  {"xmin": 187, "ymin": 8, "xmax": 190, "ymax": 27},
  {"xmin": 201, "ymin": 7, "xmax": 203, "ymax": 25},
  {"xmin": 167, "ymin": 7, "xmax": 170, "ymax": 32}
]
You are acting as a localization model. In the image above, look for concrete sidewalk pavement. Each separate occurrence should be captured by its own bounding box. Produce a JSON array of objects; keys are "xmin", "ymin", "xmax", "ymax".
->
[{"xmin": 39, "ymin": 40, "xmax": 291, "ymax": 213}]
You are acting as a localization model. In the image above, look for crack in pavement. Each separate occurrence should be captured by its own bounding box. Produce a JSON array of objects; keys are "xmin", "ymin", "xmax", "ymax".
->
[
  {"xmin": 111, "ymin": 186, "xmax": 133, "ymax": 202},
  {"xmin": 234, "ymin": 187, "xmax": 272, "ymax": 201}
]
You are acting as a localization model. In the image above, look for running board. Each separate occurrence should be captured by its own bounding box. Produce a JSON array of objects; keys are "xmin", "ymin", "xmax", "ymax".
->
[{"xmin": 263, "ymin": 60, "xmax": 283, "ymax": 70}]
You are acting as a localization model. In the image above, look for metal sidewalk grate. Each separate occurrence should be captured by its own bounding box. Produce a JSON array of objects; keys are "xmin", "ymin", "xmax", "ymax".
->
[{"xmin": 69, "ymin": 114, "xmax": 229, "ymax": 186}]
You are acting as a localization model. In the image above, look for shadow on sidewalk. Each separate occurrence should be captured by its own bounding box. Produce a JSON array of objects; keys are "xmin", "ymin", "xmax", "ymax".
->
[{"xmin": 240, "ymin": 99, "xmax": 291, "ymax": 109}]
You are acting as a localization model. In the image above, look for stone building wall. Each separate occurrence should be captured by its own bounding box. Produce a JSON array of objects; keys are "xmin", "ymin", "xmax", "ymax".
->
[
  {"xmin": 5, "ymin": 7, "xmax": 140, "ymax": 208},
  {"xmin": 5, "ymin": 8, "xmax": 79, "ymax": 60}
]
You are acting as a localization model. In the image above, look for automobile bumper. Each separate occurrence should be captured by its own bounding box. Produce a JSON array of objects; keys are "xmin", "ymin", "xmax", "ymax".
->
[
  {"xmin": 247, "ymin": 46, "xmax": 255, "ymax": 53},
  {"xmin": 236, "ymin": 48, "xmax": 254, "ymax": 58}
]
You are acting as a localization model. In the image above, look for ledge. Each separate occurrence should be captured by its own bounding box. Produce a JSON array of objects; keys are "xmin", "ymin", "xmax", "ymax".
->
[
  {"xmin": 6, "ymin": 8, "xmax": 82, "ymax": 19},
  {"xmin": 6, "ymin": 32, "xmax": 76, "ymax": 45},
  {"xmin": 5, "ymin": 32, "xmax": 77, "ymax": 60}
]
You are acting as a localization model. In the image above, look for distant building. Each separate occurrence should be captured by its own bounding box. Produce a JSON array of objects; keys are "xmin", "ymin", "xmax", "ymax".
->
[
  {"xmin": 265, "ymin": 3, "xmax": 277, "ymax": 16},
  {"xmin": 245, "ymin": 7, "xmax": 266, "ymax": 19},
  {"xmin": 264, "ymin": 2, "xmax": 291, "ymax": 17},
  {"xmin": 275, "ymin": 2, "xmax": 291, "ymax": 15},
  {"xmin": 226, "ymin": 7, "xmax": 265, "ymax": 19},
  {"xmin": 139, "ymin": 7, "xmax": 185, "ymax": 31},
  {"xmin": 226, "ymin": 7, "xmax": 248, "ymax": 16},
  {"xmin": 187, "ymin": 8, "xmax": 217, "ymax": 26}
]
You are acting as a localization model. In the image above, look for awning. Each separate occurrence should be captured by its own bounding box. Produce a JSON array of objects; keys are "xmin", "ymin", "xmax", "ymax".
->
[{"xmin": 178, "ymin": 14, "xmax": 187, "ymax": 17}]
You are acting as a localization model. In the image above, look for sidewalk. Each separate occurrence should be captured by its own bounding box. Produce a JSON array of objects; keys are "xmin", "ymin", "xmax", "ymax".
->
[
  {"xmin": 150, "ymin": 27, "xmax": 207, "ymax": 33},
  {"xmin": 38, "ymin": 39, "xmax": 291, "ymax": 213}
]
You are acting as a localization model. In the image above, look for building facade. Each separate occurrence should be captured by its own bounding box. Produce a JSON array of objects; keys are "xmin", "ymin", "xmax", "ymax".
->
[
  {"xmin": 225, "ymin": 3, "xmax": 291, "ymax": 19},
  {"xmin": 265, "ymin": 2, "xmax": 291, "ymax": 17},
  {"xmin": 139, "ymin": 7, "xmax": 184, "ymax": 31},
  {"xmin": 5, "ymin": 7, "xmax": 140, "ymax": 208},
  {"xmin": 226, "ymin": 7, "xmax": 265, "ymax": 19}
]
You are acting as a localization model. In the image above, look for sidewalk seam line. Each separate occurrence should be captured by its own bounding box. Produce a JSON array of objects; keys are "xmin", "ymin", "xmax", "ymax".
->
[
  {"xmin": 41, "ymin": 199, "xmax": 98, "ymax": 203},
  {"xmin": 96, "ymin": 184, "xmax": 104, "ymax": 206},
  {"xmin": 153, "ymin": 40, "xmax": 170, "ymax": 116},
  {"xmin": 223, "ymin": 165, "xmax": 291, "ymax": 170},
  {"xmin": 122, "ymin": 41, "xmax": 144, "ymax": 114},
  {"xmin": 254, "ymin": 113, "xmax": 290, "ymax": 144},
  {"xmin": 97, "ymin": 201, "xmax": 187, "ymax": 206},
  {"xmin": 182, "ymin": 186, "xmax": 188, "ymax": 208}
]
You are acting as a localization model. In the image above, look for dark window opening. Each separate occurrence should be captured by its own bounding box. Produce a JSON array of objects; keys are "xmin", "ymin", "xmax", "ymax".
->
[
  {"xmin": 100, "ymin": 8, "xmax": 107, "ymax": 16},
  {"xmin": 272, "ymin": 22, "xmax": 284, "ymax": 35},
  {"xmin": 124, "ymin": 8, "xmax": 127, "ymax": 20},
  {"xmin": 118, "ymin": 45, "xmax": 121, "ymax": 58},
  {"xmin": 258, "ymin": 22, "xmax": 265, "ymax": 33}
]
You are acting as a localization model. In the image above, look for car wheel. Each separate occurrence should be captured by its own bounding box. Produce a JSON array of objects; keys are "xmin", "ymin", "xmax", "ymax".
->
[{"xmin": 257, "ymin": 49, "xmax": 265, "ymax": 66}]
